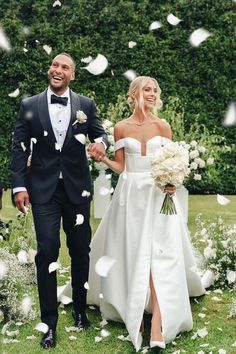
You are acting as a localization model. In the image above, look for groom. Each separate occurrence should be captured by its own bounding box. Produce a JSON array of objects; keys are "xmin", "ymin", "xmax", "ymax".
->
[{"xmin": 12, "ymin": 53, "xmax": 108, "ymax": 349}]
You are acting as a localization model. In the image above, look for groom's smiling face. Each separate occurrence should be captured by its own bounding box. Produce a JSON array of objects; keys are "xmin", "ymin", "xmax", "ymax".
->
[{"xmin": 48, "ymin": 54, "xmax": 75, "ymax": 94}]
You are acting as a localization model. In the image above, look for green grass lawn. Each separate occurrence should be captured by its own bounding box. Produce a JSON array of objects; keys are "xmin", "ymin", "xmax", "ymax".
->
[{"xmin": 0, "ymin": 191, "xmax": 235, "ymax": 354}]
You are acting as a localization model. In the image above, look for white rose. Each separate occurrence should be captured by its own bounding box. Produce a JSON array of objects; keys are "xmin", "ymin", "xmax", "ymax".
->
[
  {"xmin": 201, "ymin": 228, "xmax": 207, "ymax": 236},
  {"xmin": 190, "ymin": 140, "xmax": 198, "ymax": 147},
  {"xmin": 193, "ymin": 174, "xmax": 202, "ymax": 180},
  {"xmin": 198, "ymin": 160, "xmax": 206, "ymax": 168},
  {"xmin": 227, "ymin": 270, "xmax": 236, "ymax": 284},
  {"xmin": 207, "ymin": 157, "xmax": 214, "ymax": 165},
  {"xmin": 189, "ymin": 150, "xmax": 199, "ymax": 159},
  {"xmin": 190, "ymin": 162, "xmax": 198, "ymax": 170},
  {"xmin": 204, "ymin": 247, "xmax": 216, "ymax": 259},
  {"xmin": 198, "ymin": 145, "xmax": 206, "ymax": 153},
  {"xmin": 184, "ymin": 143, "xmax": 191, "ymax": 150}
]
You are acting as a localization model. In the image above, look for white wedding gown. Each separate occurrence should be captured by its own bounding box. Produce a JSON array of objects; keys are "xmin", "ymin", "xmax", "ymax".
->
[{"xmin": 58, "ymin": 136, "xmax": 205, "ymax": 352}]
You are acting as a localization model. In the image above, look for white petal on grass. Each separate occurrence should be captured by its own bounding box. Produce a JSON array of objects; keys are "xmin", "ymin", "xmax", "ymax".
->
[
  {"xmin": 149, "ymin": 21, "xmax": 162, "ymax": 31},
  {"xmin": 81, "ymin": 55, "xmax": 93, "ymax": 63},
  {"xmin": 223, "ymin": 102, "xmax": 236, "ymax": 127},
  {"xmin": 8, "ymin": 88, "xmax": 20, "ymax": 98},
  {"xmin": 89, "ymin": 305, "xmax": 96, "ymax": 310},
  {"xmin": 212, "ymin": 296, "xmax": 221, "ymax": 301},
  {"xmin": 82, "ymin": 190, "xmax": 91, "ymax": 197},
  {"xmin": 197, "ymin": 327, "xmax": 208, "ymax": 338},
  {"xmin": 44, "ymin": 130, "xmax": 48, "ymax": 136},
  {"xmin": 218, "ymin": 350, "xmax": 227, "ymax": 354},
  {"xmin": 84, "ymin": 281, "xmax": 90, "ymax": 290},
  {"xmin": 123, "ymin": 69, "xmax": 137, "ymax": 81},
  {"xmin": 74, "ymin": 133, "xmax": 86, "ymax": 144},
  {"xmin": 26, "ymin": 335, "xmax": 37, "ymax": 340},
  {"xmin": 48, "ymin": 261, "xmax": 60, "ymax": 273},
  {"xmin": 217, "ymin": 194, "xmax": 231, "ymax": 205},
  {"xmin": 95, "ymin": 256, "xmax": 116, "ymax": 277},
  {"xmin": 0, "ymin": 261, "xmax": 7, "ymax": 280},
  {"xmin": 95, "ymin": 336, "xmax": 102, "ymax": 342},
  {"xmin": 213, "ymin": 289, "xmax": 223, "ymax": 294},
  {"xmin": 84, "ymin": 54, "xmax": 108, "ymax": 75},
  {"xmin": 100, "ymin": 318, "xmax": 108, "ymax": 327},
  {"xmin": 43, "ymin": 45, "xmax": 52, "ymax": 55},
  {"xmin": 100, "ymin": 329, "xmax": 110, "ymax": 337},
  {"xmin": 189, "ymin": 28, "xmax": 211, "ymax": 47},
  {"xmin": 167, "ymin": 14, "xmax": 182, "ymax": 25},
  {"xmin": 60, "ymin": 294, "xmax": 72, "ymax": 305},
  {"xmin": 65, "ymin": 326, "xmax": 78, "ymax": 332},
  {"xmin": 17, "ymin": 250, "xmax": 28, "ymax": 263},
  {"xmin": 53, "ymin": 0, "xmax": 62, "ymax": 7},
  {"xmin": 0, "ymin": 27, "xmax": 11, "ymax": 51},
  {"xmin": 128, "ymin": 41, "xmax": 137, "ymax": 48},
  {"xmin": 35, "ymin": 322, "xmax": 49, "ymax": 333},
  {"xmin": 232, "ymin": 341, "xmax": 236, "ymax": 347},
  {"xmin": 21, "ymin": 296, "xmax": 33, "ymax": 315},
  {"xmin": 117, "ymin": 334, "xmax": 126, "ymax": 341},
  {"xmin": 6, "ymin": 329, "xmax": 19, "ymax": 336},
  {"xmin": 75, "ymin": 214, "xmax": 84, "ymax": 226},
  {"xmin": 69, "ymin": 335, "xmax": 77, "ymax": 340}
]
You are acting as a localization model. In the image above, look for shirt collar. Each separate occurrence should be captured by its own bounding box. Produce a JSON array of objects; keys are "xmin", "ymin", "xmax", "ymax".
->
[{"xmin": 47, "ymin": 87, "xmax": 70, "ymax": 104}]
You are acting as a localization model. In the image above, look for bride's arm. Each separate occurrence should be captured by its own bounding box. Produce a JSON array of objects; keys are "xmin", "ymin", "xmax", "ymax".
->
[{"xmin": 101, "ymin": 124, "xmax": 125, "ymax": 174}]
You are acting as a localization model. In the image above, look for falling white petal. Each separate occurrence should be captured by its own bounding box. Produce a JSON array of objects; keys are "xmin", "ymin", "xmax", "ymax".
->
[
  {"xmin": 21, "ymin": 296, "xmax": 33, "ymax": 315},
  {"xmin": 84, "ymin": 54, "xmax": 108, "ymax": 75},
  {"xmin": 99, "ymin": 293, "xmax": 104, "ymax": 299},
  {"xmin": 60, "ymin": 294, "xmax": 72, "ymax": 305},
  {"xmin": 100, "ymin": 329, "xmax": 110, "ymax": 337},
  {"xmin": 217, "ymin": 194, "xmax": 231, "ymax": 205},
  {"xmin": 53, "ymin": 0, "xmax": 62, "ymax": 7},
  {"xmin": 123, "ymin": 69, "xmax": 137, "ymax": 81},
  {"xmin": 35, "ymin": 322, "xmax": 49, "ymax": 333},
  {"xmin": 48, "ymin": 261, "xmax": 60, "ymax": 273},
  {"xmin": 44, "ymin": 131, "xmax": 48, "ymax": 136},
  {"xmin": 167, "ymin": 14, "xmax": 182, "ymax": 25},
  {"xmin": 74, "ymin": 133, "xmax": 86, "ymax": 144},
  {"xmin": 31, "ymin": 137, "xmax": 37, "ymax": 144},
  {"xmin": 223, "ymin": 102, "xmax": 236, "ymax": 127},
  {"xmin": 81, "ymin": 190, "xmax": 91, "ymax": 197},
  {"xmin": 75, "ymin": 214, "xmax": 84, "ymax": 226},
  {"xmin": 23, "ymin": 48, "xmax": 28, "ymax": 53},
  {"xmin": 43, "ymin": 45, "xmax": 52, "ymax": 55},
  {"xmin": 95, "ymin": 256, "xmax": 116, "ymax": 277},
  {"xmin": 84, "ymin": 281, "xmax": 90, "ymax": 290},
  {"xmin": 8, "ymin": 88, "xmax": 20, "ymax": 98},
  {"xmin": 189, "ymin": 28, "xmax": 211, "ymax": 47},
  {"xmin": 0, "ymin": 27, "xmax": 11, "ymax": 51},
  {"xmin": 99, "ymin": 187, "xmax": 110, "ymax": 196},
  {"xmin": 55, "ymin": 142, "xmax": 61, "ymax": 151},
  {"xmin": 128, "ymin": 41, "xmax": 137, "ymax": 48},
  {"xmin": 0, "ymin": 261, "xmax": 7, "ymax": 280},
  {"xmin": 17, "ymin": 250, "xmax": 28, "ymax": 263},
  {"xmin": 149, "ymin": 21, "xmax": 162, "ymax": 31},
  {"xmin": 81, "ymin": 55, "xmax": 93, "ymax": 63}
]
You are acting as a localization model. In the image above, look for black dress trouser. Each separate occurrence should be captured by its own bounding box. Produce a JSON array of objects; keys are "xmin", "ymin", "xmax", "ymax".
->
[{"xmin": 32, "ymin": 180, "xmax": 91, "ymax": 329}]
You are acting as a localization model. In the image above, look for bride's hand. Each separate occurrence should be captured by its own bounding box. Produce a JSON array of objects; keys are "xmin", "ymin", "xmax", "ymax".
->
[{"xmin": 164, "ymin": 185, "xmax": 176, "ymax": 196}]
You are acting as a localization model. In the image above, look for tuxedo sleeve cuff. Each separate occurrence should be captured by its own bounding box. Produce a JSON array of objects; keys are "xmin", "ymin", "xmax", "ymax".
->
[{"xmin": 13, "ymin": 187, "xmax": 27, "ymax": 194}]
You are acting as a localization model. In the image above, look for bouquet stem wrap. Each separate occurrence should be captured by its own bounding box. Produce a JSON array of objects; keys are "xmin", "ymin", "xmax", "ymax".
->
[{"xmin": 160, "ymin": 193, "xmax": 177, "ymax": 215}]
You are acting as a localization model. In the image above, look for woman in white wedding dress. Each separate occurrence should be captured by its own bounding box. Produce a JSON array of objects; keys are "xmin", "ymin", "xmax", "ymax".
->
[{"xmin": 59, "ymin": 76, "xmax": 205, "ymax": 351}]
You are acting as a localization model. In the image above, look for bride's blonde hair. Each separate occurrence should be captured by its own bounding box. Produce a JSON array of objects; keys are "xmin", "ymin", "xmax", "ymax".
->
[{"xmin": 127, "ymin": 76, "xmax": 163, "ymax": 117}]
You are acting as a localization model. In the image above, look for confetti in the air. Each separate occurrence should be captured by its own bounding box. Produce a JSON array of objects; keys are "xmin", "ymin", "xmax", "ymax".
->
[
  {"xmin": 223, "ymin": 102, "xmax": 236, "ymax": 127},
  {"xmin": 75, "ymin": 214, "xmax": 84, "ymax": 226},
  {"xmin": 53, "ymin": 0, "xmax": 62, "ymax": 7},
  {"xmin": 31, "ymin": 137, "xmax": 37, "ymax": 144},
  {"xmin": 21, "ymin": 296, "xmax": 33, "ymax": 315},
  {"xmin": 49, "ymin": 261, "xmax": 60, "ymax": 273},
  {"xmin": 81, "ymin": 56, "xmax": 93, "ymax": 63},
  {"xmin": 99, "ymin": 293, "xmax": 104, "ymax": 299},
  {"xmin": 167, "ymin": 14, "xmax": 182, "ymax": 25},
  {"xmin": 23, "ymin": 48, "xmax": 28, "ymax": 53},
  {"xmin": 149, "ymin": 21, "xmax": 162, "ymax": 31},
  {"xmin": 17, "ymin": 250, "xmax": 28, "ymax": 263},
  {"xmin": 44, "ymin": 131, "xmax": 48, "ymax": 136},
  {"xmin": 55, "ymin": 142, "xmax": 61, "ymax": 151},
  {"xmin": 84, "ymin": 54, "xmax": 108, "ymax": 75},
  {"xmin": 128, "ymin": 41, "xmax": 137, "ymax": 48},
  {"xmin": 95, "ymin": 256, "xmax": 116, "ymax": 277},
  {"xmin": 82, "ymin": 190, "xmax": 91, "ymax": 197},
  {"xmin": 189, "ymin": 28, "xmax": 211, "ymax": 47},
  {"xmin": 99, "ymin": 187, "xmax": 112, "ymax": 196},
  {"xmin": 74, "ymin": 133, "xmax": 86, "ymax": 144},
  {"xmin": 8, "ymin": 88, "xmax": 20, "ymax": 98},
  {"xmin": 43, "ymin": 45, "xmax": 52, "ymax": 55},
  {"xmin": 217, "ymin": 194, "xmax": 231, "ymax": 205},
  {"xmin": 0, "ymin": 27, "xmax": 11, "ymax": 51},
  {"xmin": 123, "ymin": 69, "xmax": 137, "ymax": 81},
  {"xmin": 35, "ymin": 322, "xmax": 49, "ymax": 333},
  {"xmin": 84, "ymin": 281, "xmax": 90, "ymax": 290}
]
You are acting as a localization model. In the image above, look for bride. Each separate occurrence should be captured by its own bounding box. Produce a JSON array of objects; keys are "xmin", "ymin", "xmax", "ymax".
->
[{"xmin": 60, "ymin": 76, "xmax": 205, "ymax": 351}]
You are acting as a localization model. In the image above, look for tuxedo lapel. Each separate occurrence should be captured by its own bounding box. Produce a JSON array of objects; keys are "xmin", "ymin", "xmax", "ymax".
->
[
  {"xmin": 62, "ymin": 90, "xmax": 81, "ymax": 149},
  {"xmin": 38, "ymin": 90, "xmax": 57, "ymax": 146}
]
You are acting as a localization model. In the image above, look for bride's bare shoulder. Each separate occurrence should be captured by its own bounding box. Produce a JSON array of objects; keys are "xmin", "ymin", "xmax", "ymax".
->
[
  {"xmin": 154, "ymin": 117, "xmax": 172, "ymax": 139},
  {"xmin": 114, "ymin": 117, "xmax": 133, "ymax": 138}
]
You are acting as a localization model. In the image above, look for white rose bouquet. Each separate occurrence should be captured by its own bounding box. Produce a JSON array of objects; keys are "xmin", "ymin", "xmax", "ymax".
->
[{"xmin": 151, "ymin": 142, "xmax": 190, "ymax": 215}]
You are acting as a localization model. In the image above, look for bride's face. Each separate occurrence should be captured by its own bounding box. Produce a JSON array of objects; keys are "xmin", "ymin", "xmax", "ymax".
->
[{"xmin": 140, "ymin": 80, "xmax": 158, "ymax": 110}]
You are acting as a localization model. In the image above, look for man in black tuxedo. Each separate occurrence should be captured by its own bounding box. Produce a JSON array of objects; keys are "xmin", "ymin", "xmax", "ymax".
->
[{"xmin": 12, "ymin": 53, "xmax": 108, "ymax": 349}]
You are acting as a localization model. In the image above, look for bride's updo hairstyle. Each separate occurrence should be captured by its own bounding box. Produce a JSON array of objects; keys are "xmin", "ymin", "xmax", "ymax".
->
[{"xmin": 127, "ymin": 76, "xmax": 163, "ymax": 117}]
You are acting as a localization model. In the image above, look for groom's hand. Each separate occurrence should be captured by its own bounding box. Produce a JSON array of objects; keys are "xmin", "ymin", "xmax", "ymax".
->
[
  {"xmin": 88, "ymin": 142, "xmax": 106, "ymax": 162},
  {"xmin": 14, "ymin": 191, "xmax": 30, "ymax": 214}
]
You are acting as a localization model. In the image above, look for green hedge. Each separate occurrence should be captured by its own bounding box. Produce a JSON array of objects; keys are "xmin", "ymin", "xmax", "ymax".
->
[{"xmin": 0, "ymin": 0, "xmax": 235, "ymax": 192}]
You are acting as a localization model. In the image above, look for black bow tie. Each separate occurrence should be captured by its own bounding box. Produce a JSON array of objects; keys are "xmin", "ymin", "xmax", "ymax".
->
[{"xmin": 51, "ymin": 94, "xmax": 68, "ymax": 106}]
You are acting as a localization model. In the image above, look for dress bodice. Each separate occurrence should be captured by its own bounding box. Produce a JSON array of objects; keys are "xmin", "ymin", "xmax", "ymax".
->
[{"xmin": 114, "ymin": 136, "xmax": 171, "ymax": 173}]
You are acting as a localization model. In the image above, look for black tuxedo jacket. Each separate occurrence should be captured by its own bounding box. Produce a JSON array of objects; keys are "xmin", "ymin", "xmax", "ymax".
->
[{"xmin": 12, "ymin": 89, "xmax": 108, "ymax": 204}]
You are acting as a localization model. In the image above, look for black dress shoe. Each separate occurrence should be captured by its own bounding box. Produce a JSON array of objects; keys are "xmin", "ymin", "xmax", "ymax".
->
[
  {"xmin": 72, "ymin": 311, "xmax": 90, "ymax": 330},
  {"xmin": 40, "ymin": 328, "xmax": 56, "ymax": 349}
]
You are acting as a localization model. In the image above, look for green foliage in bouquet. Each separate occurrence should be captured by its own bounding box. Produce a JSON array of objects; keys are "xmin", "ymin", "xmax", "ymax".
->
[{"xmin": 192, "ymin": 214, "xmax": 236, "ymax": 290}]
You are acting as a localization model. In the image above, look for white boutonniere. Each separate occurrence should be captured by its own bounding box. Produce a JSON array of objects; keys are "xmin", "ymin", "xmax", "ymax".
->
[{"xmin": 72, "ymin": 110, "xmax": 87, "ymax": 125}]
